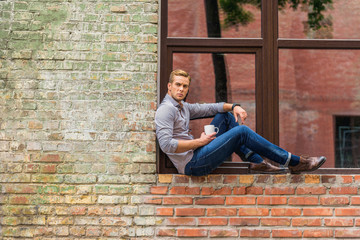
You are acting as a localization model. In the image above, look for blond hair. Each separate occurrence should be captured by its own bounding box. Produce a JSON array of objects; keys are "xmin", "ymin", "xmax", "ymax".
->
[{"xmin": 169, "ymin": 69, "xmax": 191, "ymax": 83}]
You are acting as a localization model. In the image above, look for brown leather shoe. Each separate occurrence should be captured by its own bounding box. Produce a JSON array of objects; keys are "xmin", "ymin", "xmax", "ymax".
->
[
  {"xmin": 249, "ymin": 161, "xmax": 286, "ymax": 174},
  {"xmin": 288, "ymin": 156, "xmax": 326, "ymax": 174}
]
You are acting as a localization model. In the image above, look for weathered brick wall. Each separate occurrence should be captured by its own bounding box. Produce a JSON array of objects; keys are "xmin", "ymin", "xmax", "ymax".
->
[
  {"xmin": 0, "ymin": 0, "xmax": 158, "ymax": 238},
  {"xmin": 1, "ymin": 0, "xmax": 360, "ymax": 240},
  {"xmin": 151, "ymin": 174, "xmax": 360, "ymax": 239}
]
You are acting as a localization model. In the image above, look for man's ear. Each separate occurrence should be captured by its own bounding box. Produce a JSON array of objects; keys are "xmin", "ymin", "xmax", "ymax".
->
[{"xmin": 167, "ymin": 82, "xmax": 171, "ymax": 90}]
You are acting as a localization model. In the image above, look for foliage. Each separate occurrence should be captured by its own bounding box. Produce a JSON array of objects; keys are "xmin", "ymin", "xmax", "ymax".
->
[{"xmin": 219, "ymin": 0, "xmax": 333, "ymax": 31}]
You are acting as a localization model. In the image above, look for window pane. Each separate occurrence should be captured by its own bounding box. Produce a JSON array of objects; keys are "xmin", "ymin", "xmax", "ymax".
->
[
  {"xmin": 279, "ymin": 0, "xmax": 360, "ymax": 39},
  {"xmin": 335, "ymin": 116, "xmax": 360, "ymax": 168},
  {"xmin": 172, "ymin": 53, "xmax": 256, "ymax": 162},
  {"xmin": 279, "ymin": 49, "xmax": 360, "ymax": 168},
  {"xmin": 168, "ymin": 0, "xmax": 261, "ymax": 38}
]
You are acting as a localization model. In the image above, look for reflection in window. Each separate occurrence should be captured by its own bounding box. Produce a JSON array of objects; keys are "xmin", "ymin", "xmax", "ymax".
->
[
  {"xmin": 172, "ymin": 53, "xmax": 256, "ymax": 162},
  {"xmin": 168, "ymin": 0, "xmax": 261, "ymax": 38},
  {"xmin": 279, "ymin": 49, "xmax": 360, "ymax": 168},
  {"xmin": 335, "ymin": 116, "xmax": 360, "ymax": 168},
  {"xmin": 279, "ymin": 0, "xmax": 360, "ymax": 39}
]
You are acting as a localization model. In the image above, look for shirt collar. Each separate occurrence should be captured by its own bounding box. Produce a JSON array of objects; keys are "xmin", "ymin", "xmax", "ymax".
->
[{"xmin": 164, "ymin": 94, "xmax": 183, "ymax": 110}]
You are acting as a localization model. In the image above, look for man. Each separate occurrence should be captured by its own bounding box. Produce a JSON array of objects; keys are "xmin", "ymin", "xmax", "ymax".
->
[{"xmin": 155, "ymin": 69, "xmax": 326, "ymax": 176}]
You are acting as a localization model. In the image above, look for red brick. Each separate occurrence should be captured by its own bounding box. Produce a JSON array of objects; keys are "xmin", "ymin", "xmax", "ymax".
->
[
  {"xmin": 292, "ymin": 218, "xmax": 322, "ymax": 226},
  {"xmin": 207, "ymin": 208, "xmax": 237, "ymax": 216},
  {"xmin": 257, "ymin": 196, "xmax": 287, "ymax": 205},
  {"xmin": 144, "ymin": 196, "xmax": 162, "ymax": 204},
  {"xmin": 229, "ymin": 218, "xmax": 260, "ymax": 226},
  {"xmin": 166, "ymin": 218, "xmax": 195, "ymax": 226},
  {"xmin": 156, "ymin": 208, "xmax": 173, "ymax": 216},
  {"xmin": 288, "ymin": 196, "xmax": 318, "ymax": 205},
  {"xmin": 303, "ymin": 229, "xmax": 333, "ymax": 238},
  {"xmin": 170, "ymin": 186, "xmax": 200, "ymax": 195},
  {"xmin": 175, "ymin": 208, "xmax": 205, "ymax": 216},
  {"xmin": 265, "ymin": 187, "xmax": 295, "ymax": 195},
  {"xmin": 177, "ymin": 228, "xmax": 207, "ymax": 237},
  {"xmin": 340, "ymin": 175, "xmax": 353, "ymax": 183},
  {"xmin": 198, "ymin": 217, "xmax": 227, "ymax": 225},
  {"xmin": 271, "ymin": 208, "xmax": 301, "ymax": 216},
  {"xmin": 233, "ymin": 186, "xmax": 246, "ymax": 195},
  {"xmin": 246, "ymin": 186, "xmax": 263, "ymax": 195},
  {"xmin": 261, "ymin": 218, "xmax": 291, "ymax": 226},
  {"xmin": 272, "ymin": 229, "xmax": 302, "ymax": 238},
  {"xmin": 335, "ymin": 229, "xmax": 360, "ymax": 238},
  {"xmin": 356, "ymin": 219, "xmax": 360, "ymax": 226},
  {"xmin": 226, "ymin": 196, "xmax": 256, "ymax": 205},
  {"xmin": 351, "ymin": 196, "xmax": 360, "ymax": 205},
  {"xmin": 173, "ymin": 175, "xmax": 189, "ymax": 183},
  {"xmin": 163, "ymin": 197, "xmax": 192, "ymax": 205},
  {"xmin": 150, "ymin": 186, "xmax": 168, "ymax": 195},
  {"xmin": 303, "ymin": 208, "xmax": 333, "ymax": 216},
  {"xmin": 191, "ymin": 176, "xmax": 206, "ymax": 183},
  {"xmin": 290, "ymin": 175, "xmax": 303, "ymax": 183},
  {"xmin": 209, "ymin": 229, "xmax": 238, "ymax": 237},
  {"xmin": 324, "ymin": 218, "xmax": 353, "ymax": 226},
  {"xmin": 207, "ymin": 175, "xmax": 222, "ymax": 183},
  {"xmin": 4, "ymin": 185, "xmax": 38, "ymax": 194},
  {"xmin": 335, "ymin": 208, "xmax": 360, "ymax": 216},
  {"xmin": 195, "ymin": 197, "xmax": 224, "ymax": 205},
  {"xmin": 330, "ymin": 186, "xmax": 358, "ymax": 195},
  {"xmin": 40, "ymin": 154, "xmax": 61, "ymax": 162},
  {"xmin": 157, "ymin": 228, "xmax": 176, "ymax": 237},
  {"xmin": 256, "ymin": 175, "xmax": 270, "ymax": 183},
  {"xmin": 321, "ymin": 175, "xmax": 336, "ymax": 183},
  {"xmin": 40, "ymin": 164, "xmax": 57, "ymax": 173},
  {"xmin": 296, "ymin": 186, "xmax": 326, "ymax": 195},
  {"xmin": 273, "ymin": 175, "xmax": 287, "ymax": 183},
  {"xmin": 355, "ymin": 175, "xmax": 360, "ymax": 183},
  {"xmin": 238, "ymin": 208, "xmax": 269, "ymax": 216},
  {"xmin": 201, "ymin": 187, "xmax": 231, "ymax": 195},
  {"xmin": 240, "ymin": 229, "xmax": 270, "ymax": 238},
  {"xmin": 70, "ymin": 206, "xmax": 87, "ymax": 215},
  {"xmin": 320, "ymin": 196, "xmax": 349, "ymax": 205},
  {"xmin": 223, "ymin": 175, "xmax": 237, "ymax": 184},
  {"xmin": 9, "ymin": 196, "xmax": 31, "ymax": 205}
]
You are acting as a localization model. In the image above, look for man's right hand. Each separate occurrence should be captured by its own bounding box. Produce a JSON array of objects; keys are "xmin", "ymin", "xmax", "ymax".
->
[
  {"xmin": 175, "ymin": 132, "xmax": 216, "ymax": 153},
  {"xmin": 198, "ymin": 132, "xmax": 216, "ymax": 146}
]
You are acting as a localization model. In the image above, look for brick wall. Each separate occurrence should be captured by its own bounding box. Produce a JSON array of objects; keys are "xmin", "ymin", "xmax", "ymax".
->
[
  {"xmin": 1, "ymin": 0, "xmax": 360, "ymax": 239},
  {"xmin": 0, "ymin": 0, "xmax": 158, "ymax": 238},
  {"xmin": 151, "ymin": 174, "xmax": 360, "ymax": 239}
]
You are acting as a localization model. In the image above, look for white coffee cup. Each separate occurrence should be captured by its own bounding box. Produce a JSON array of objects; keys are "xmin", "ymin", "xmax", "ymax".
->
[{"xmin": 204, "ymin": 125, "xmax": 219, "ymax": 135}]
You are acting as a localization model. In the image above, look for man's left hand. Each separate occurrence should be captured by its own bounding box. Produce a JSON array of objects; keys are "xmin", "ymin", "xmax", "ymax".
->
[{"xmin": 233, "ymin": 106, "xmax": 247, "ymax": 124}]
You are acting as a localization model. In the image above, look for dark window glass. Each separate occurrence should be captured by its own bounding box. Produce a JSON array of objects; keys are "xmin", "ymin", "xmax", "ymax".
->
[{"xmin": 335, "ymin": 116, "xmax": 360, "ymax": 168}]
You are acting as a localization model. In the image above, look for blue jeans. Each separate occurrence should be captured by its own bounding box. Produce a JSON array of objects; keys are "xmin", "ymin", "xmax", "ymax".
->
[{"xmin": 184, "ymin": 113, "xmax": 300, "ymax": 176}]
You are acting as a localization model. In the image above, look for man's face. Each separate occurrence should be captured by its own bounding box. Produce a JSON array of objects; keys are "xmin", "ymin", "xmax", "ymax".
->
[{"xmin": 168, "ymin": 75, "xmax": 190, "ymax": 103}]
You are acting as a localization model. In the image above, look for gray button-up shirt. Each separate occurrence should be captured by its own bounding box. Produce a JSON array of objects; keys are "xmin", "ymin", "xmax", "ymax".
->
[{"xmin": 155, "ymin": 94, "xmax": 225, "ymax": 174}]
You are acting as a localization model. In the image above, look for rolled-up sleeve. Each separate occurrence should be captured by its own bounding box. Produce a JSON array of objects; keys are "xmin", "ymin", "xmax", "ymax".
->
[
  {"xmin": 155, "ymin": 105, "xmax": 178, "ymax": 153},
  {"xmin": 187, "ymin": 102, "xmax": 225, "ymax": 119}
]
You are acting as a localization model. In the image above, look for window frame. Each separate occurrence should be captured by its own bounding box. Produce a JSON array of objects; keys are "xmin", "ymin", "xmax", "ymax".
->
[{"xmin": 158, "ymin": 0, "xmax": 360, "ymax": 174}]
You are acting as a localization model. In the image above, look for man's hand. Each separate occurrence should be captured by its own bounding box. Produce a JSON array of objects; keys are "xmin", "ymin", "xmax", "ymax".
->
[
  {"xmin": 198, "ymin": 132, "xmax": 216, "ymax": 146},
  {"xmin": 175, "ymin": 132, "xmax": 216, "ymax": 153},
  {"xmin": 233, "ymin": 106, "xmax": 247, "ymax": 124}
]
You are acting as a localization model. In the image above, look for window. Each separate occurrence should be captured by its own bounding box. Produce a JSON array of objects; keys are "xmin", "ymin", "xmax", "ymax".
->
[
  {"xmin": 158, "ymin": 0, "xmax": 360, "ymax": 174},
  {"xmin": 335, "ymin": 116, "xmax": 360, "ymax": 168}
]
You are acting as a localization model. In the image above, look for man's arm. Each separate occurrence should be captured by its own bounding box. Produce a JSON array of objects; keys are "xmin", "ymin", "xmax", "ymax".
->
[
  {"xmin": 175, "ymin": 132, "xmax": 217, "ymax": 153},
  {"xmin": 223, "ymin": 103, "xmax": 247, "ymax": 124}
]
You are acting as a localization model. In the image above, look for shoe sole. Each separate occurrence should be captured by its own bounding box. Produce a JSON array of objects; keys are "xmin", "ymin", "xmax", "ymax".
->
[{"xmin": 290, "ymin": 156, "xmax": 326, "ymax": 174}]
